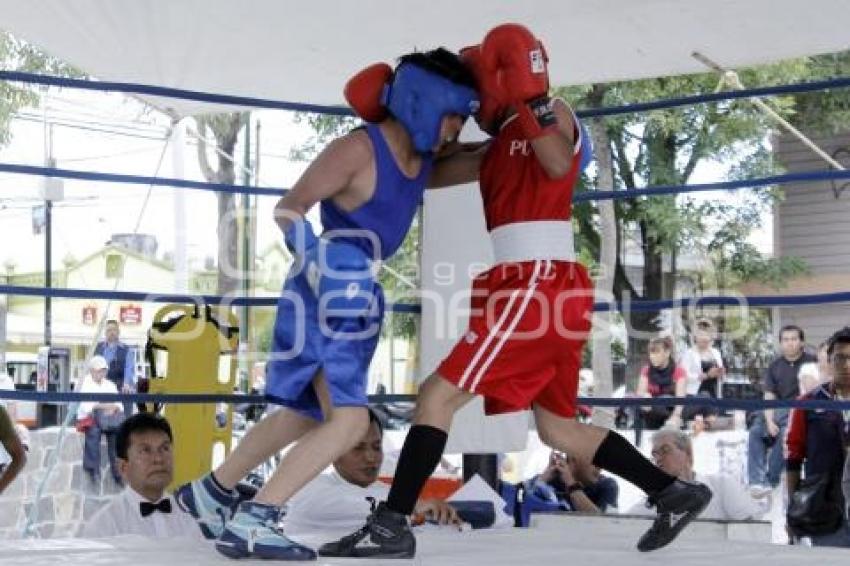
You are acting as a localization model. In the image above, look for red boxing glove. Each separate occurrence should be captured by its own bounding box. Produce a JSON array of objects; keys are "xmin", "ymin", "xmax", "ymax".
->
[
  {"xmin": 459, "ymin": 44, "xmax": 508, "ymax": 132},
  {"xmin": 344, "ymin": 63, "xmax": 392, "ymax": 123},
  {"xmin": 481, "ymin": 23, "xmax": 556, "ymax": 139}
]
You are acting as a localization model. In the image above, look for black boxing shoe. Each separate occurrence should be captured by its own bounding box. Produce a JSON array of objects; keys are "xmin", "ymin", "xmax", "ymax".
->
[
  {"xmin": 637, "ymin": 479, "xmax": 712, "ymax": 552},
  {"xmin": 318, "ymin": 500, "xmax": 415, "ymax": 559}
]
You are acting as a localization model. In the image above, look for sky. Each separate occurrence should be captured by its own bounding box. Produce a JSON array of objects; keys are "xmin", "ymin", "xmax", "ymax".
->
[{"xmin": 0, "ymin": 86, "xmax": 773, "ymax": 278}]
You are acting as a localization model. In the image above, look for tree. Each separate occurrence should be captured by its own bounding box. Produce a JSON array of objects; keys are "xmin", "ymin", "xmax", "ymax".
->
[
  {"xmin": 0, "ymin": 33, "xmax": 83, "ymax": 145},
  {"xmin": 558, "ymin": 57, "xmax": 830, "ymax": 377},
  {"xmin": 586, "ymin": 84, "xmax": 618, "ymax": 428},
  {"xmin": 194, "ymin": 112, "xmax": 250, "ymax": 295}
]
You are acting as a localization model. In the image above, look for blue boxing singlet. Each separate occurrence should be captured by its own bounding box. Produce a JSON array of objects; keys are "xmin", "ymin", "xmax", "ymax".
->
[
  {"xmin": 266, "ymin": 123, "xmax": 432, "ymax": 420},
  {"xmin": 320, "ymin": 124, "xmax": 432, "ymax": 260}
]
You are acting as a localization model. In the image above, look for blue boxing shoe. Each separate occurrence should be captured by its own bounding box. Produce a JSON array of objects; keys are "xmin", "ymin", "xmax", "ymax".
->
[
  {"xmin": 174, "ymin": 473, "xmax": 236, "ymax": 539},
  {"xmin": 216, "ymin": 501, "xmax": 317, "ymax": 561}
]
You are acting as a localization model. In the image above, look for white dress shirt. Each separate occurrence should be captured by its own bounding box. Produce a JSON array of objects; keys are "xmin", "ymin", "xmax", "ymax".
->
[
  {"xmin": 627, "ymin": 472, "xmax": 767, "ymax": 521},
  {"xmin": 284, "ymin": 471, "xmax": 390, "ymax": 536},
  {"xmin": 76, "ymin": 374, "xmax": 122, "ymax": 419},
  {"xmin": 80, "ymin": 486, "xmax": 204, "ymax": 539}
]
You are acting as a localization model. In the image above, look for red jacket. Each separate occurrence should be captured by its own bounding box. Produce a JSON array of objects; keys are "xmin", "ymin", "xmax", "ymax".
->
[{"xmin": 785, "ymin": 383, "xmax": 846, "ymax": 477}]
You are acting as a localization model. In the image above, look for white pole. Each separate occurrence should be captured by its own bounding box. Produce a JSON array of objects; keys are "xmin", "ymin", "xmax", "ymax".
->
[
  {"xmin": 171, "ymin": 119, "xmax": 189, "ymax": 293},
  {"xmin": 692, "ymin": 52, "xmax": 845, "ymax": 171}
]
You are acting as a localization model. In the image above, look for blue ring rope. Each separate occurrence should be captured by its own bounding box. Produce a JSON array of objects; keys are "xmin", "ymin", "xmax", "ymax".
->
[
  {"xmin": 2, "ymin": 70, "xmax": 849, "ymax": 119},
  {"xmin": 0, "ymin": 163, "xmax": 285, "ymax": 197},
  {"xmin": 0, "ymin": 70, "xmax": 353, "ymax": 116},
  {"xmin": 2, "ymin": 163, "xmax": 850, "ymax": 202},
  {"xmin": 574, "ymin": 76, "xmax": 850, "ymax": 118},
  {"xmin": 1, "ymin": 389, "xmax": 848, "ymax": 411},
  {"xmin": 574, "ymin": 169, "xmax": 850, "ymax": 202},
  {"xmin": 0, "ymin": 284, "xmax": 425, "ymax": 313},
  {"xmin": 2, "ymin": 284, "xmax": 848, "ymax": 314}
]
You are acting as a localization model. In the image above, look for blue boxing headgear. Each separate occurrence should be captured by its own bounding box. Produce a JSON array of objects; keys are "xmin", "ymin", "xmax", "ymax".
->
[{"xmin": 382, "ymin": 63, "xmax": 479, "ymax": 153}]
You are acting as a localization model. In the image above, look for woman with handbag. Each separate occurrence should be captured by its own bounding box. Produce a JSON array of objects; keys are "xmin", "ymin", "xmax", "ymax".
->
[{"xmin": 785, "ymin": 326, "xmax": 850, "ymax": 547}]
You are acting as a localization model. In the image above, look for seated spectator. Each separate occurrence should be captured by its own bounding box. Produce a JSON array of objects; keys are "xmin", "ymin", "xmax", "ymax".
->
[
  {"xmin": 0, "ymin": 404, "xmax": 26, "ymax": 495},
  {"xmin": 284, "ymin": 409, "xmax": 460, "ymax": 535},
  {"xmin": 80, "ymin": 413, "xmax": 201, "ymax": 539},
  {"xmin": 77, "ymin": 355, "xmax": 125, "ymax": 487},
  {"xmin": 628, "ymin": 429, "xmax": 766, "ymax": 520},
  {"xmin": 785, "ymin": 326, "xmax": 850, "ymax": 547},
  {"xmin": 525, "ymin": 450, "xmax": 618, "ymax": 513},
  {"xmin": 679, "ymin": 318, "xmax": 724, "ymax": 432},
  {"xmin": 95, "ymin": 319, "xmax": 136, "ymax": 416},
  {"xmin": 636, "ymin": 336, "xmax": 687, "ymax": 430}
]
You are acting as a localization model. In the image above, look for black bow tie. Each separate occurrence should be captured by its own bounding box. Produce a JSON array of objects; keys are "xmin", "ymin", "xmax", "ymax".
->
[{"xmin": 140, "ymin": 498, "xmax": 172, "ymax": 517}]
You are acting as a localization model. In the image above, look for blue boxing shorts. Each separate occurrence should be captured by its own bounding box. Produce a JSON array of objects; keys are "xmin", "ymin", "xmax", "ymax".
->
[{"xmin": 264, "ymin": 267, "xmax": 384, "ymax": 421}]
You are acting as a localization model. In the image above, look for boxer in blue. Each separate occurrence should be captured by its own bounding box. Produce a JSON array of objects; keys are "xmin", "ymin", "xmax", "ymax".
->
[{"xmin": 175, "ymin": 48, "xmax": 478, "ymax": 560}]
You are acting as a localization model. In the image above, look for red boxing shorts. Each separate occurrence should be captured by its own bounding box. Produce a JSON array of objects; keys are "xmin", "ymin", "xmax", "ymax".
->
[{"xmin": 437, "ymin": 260, "xmax": 593, "ymax": 418}]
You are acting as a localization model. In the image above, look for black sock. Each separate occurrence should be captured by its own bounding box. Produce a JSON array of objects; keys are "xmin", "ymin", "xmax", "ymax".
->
[
  {"xmin": 591, "ymin": 430, "xmax": 675, "ymax": 496},
  {"xmin": 386, "ymin": 425, "xmax": 448, "ymax": 515}
]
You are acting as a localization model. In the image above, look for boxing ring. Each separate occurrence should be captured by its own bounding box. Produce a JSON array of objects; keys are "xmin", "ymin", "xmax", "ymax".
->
[
  {"xmin": 2, "ymin": 1, "xmax": 850, "ymax": 563},
  {"xmin": 2, "ymin": 514, "xmax": 849, "ymax": 566}
]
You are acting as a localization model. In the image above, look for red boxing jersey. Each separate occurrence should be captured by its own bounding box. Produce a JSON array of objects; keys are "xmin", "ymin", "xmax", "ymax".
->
[{"xmin": 479, "ymin": 104, "xmax": 585, "ymax": 231}]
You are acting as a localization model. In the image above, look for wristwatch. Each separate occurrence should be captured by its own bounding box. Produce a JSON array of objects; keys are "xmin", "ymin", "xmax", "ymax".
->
[{"xmin": 566, "ymin": 483, "xmax": 584, "ymax": 495}]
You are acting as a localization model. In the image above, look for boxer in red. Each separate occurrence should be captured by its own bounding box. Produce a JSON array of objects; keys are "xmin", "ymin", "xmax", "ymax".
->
[{"xmin": 321, "ymin": 24, "xmax": 711, "ymax": 558}]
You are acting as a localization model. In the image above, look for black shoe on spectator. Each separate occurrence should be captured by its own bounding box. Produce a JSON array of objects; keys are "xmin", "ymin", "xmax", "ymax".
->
[
  {"xmin": 637, "ymin": 479, "xmax": 712, "ymax": 552},
  {"xmin": 318, "ymin": 501, "xmax": 415, "ymax": 558}
]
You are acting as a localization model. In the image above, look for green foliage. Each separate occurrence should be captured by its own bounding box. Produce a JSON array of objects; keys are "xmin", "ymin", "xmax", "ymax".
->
[
  {"xmin": 558, "ymin": 55, "xmax": 850, "ymax": 308},
  {"xmin": 792, "ymin": 53, "xmax": 850, "ymax": 134},
  {"xmin": 378, "ymin": 212, "xmax": 421, "ymax": 340},
  {"xmin": 561, "ymin": 54, "xmax": 850, "ymax": 375},
  {"xmin": 289, "ymin": 113, "xmax": 361, "ymax": 161},
  {"xmin": 0, "ymin": 32, "xmax": 84, "ymax": 148}
]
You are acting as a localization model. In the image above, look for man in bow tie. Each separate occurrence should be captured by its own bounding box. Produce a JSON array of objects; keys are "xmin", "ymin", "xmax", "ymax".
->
[{"xmin": 79, "ymin": 413, "xmax": 202, "ymax": 539}]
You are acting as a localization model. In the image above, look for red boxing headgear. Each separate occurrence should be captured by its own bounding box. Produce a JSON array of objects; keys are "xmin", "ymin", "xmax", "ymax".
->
[
  {"xmin": 459, "ymin": 45, "xmax": 506, "ymax": 134},
  {"xmin": 344, "ymin": 62, "xmax": 392, "ymax": 123}
]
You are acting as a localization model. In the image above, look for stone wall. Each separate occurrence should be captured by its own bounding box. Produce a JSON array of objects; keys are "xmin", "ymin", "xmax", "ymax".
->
[{"xmin": 0, "ymin": 427, "xmax": 121, "ymax": 539}]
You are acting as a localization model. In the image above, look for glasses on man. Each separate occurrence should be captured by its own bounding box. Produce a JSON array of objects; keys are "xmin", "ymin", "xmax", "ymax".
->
[
  {"xmin": 831, "ymin": 352, "xmax": 850, "ymax": 366},
  {"xmin": 651, "ymin": 444, "xmax": 677, "ymax": 460}
]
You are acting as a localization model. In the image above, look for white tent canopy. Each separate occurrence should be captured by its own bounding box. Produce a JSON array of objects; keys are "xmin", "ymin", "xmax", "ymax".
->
[{"xmin": 1, "ymin": 0, "xmax": 849, "ymax": 117}]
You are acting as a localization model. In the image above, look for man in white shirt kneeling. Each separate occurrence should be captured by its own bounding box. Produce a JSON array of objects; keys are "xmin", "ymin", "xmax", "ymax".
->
[
  {"xmin": 284, "ymin": 409, "xmax": 460, "ymax": 536},
  {"xmin": 80, "ymin": 412, "xmax": 202, "ymax": 539}
]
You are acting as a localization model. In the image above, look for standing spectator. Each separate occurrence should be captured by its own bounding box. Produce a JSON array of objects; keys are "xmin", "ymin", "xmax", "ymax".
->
[
  {"xmin": 798, "ymin": 342, "xmax": 830, "ymax": 395},
  {"xmin": 80, "ymin": 413, "xmax": 201, "ymax": 539},
  {"xmin": 785, "ymin": 326, "xmax": 850, "ymax": 547},
  {"xmin": 679, "ymin": 319, "xmax": 724, "ymax": 432},
  {"xmin": 78, "ymin": 355, "xmax": 125, "ymax": 488},
  {"xmin": 748, "ymin": 325, "xmax": 816, "ymax": 496},
  {"xmin": 0, "ymin": 404, "xmax": 26, "ymax": 495},
  {"xmin": 95, "ymin": 319, "xmax": 135, "ymax": 416},
  {"xmin": 636, "ymin": 336, "xmax": 687, "ymax": 431},
  {"xmin": 629, "ymin": 429, "xmax": 765, "ymax": 520}
]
